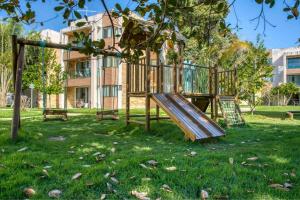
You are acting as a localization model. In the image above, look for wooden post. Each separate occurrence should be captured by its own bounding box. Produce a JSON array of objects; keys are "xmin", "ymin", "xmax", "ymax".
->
[
  {"xmin": 209, "ymin": 66, "xmax": 214, "ymax": 119},
  {"xmin": 234, "ymin": 65, "xmax": 238, "ymax": 97},
  {"xmin": 156, "ymin": 51, "xmax": 160, "ymax": 121},
  {"xmin": 12, "ymin": 35, "xmax": 18, "ymax": 90},
  {"xmin": 214, "ymin": 66, "xmax": 219, "ymax": 121},
  {"xmin": 12, "ymin": 35, "xmax": 20, "ymax": 128},
  {"xmin": 126, "ymin": 62, "xmax": 130, "ymax": 126},
  {"xmin": 11, "ymin": 44, "xmax": 25, "ymax": 140},
  {"xmin": 145, "ymin": 48, "xmax": 151, "ymax": 131},
  {"xmin": 178, "ymin": 43, "xmax": 184, "ymax": 93},
  {"xmin": 173, "ymin": 62, "xmax": 177, "ymax": 94}
]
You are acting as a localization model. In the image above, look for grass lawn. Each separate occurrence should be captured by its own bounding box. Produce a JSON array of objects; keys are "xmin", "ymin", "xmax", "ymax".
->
[{"xmin": 0, "ymin": 106, "xmax": 300, "ymax": 199}]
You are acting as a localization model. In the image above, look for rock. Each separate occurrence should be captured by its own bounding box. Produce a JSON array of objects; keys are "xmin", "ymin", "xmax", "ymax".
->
[
  {"xmin": 110, "ymin": 177, "xmax": 119, "ymax": 184},
  {"xmin": 48, "ymin": 189, "xmax": 62, "ymax": 198},
  {"xmin": 141, "ymin": 177, "xmax": 151, "ymax": 181},
  {"xmin": 147, "ymin": 160, "xmax": 158, "ymax": 166},
  {"xmin": 247, "ymin": 157, "xmax": 258, "ymax": 161},
  {"xmin": 100, "ymin": 194, "xmax": 106, "ymax": 200},
  {"xmin": 86, "ymin": 181, "xmax": 94, "ymax": 187},
  {"xmin": 131, "ymin": 190, "xmax": 150, "ymax": 200},
  {"xmin": 104, "ymin": 172, "xmax": 110, "ymax": 178},
  {"xmin": 229, "ymin": 157, "xmax": 234, "ymax": 165},
  {"xmin": 17, "ymin": 147, "xmax": 28, "ymax": 152},
  {"xmin": 111, "ymin": 147, "xmax": 116, "ymax": 153},
  {"xmin": 92, "ymin": 152, "xmax": 101, "ymax": 156},
  {"xmin": 23, "ymin": 187, "xmax": 36, "ymax": 198},
  {"xmin": 72, "ymin": 173, "xmax": 82, "ymax": 180},
  {"xmin": 284, "ymin": 183, "xmax": 293, "ymax": 188},
  {"xmin": 165, "ymin": 166, "xmax": 177, "ymax": 171},
  {"xmin": 48, "ymin": 136, "xmax": 66, "ymax": 141},
  {"xmin": 190, "ymin": 151, "xmax": 197, "ymax": 157},
  {"xmin": 161, "ymin": 184, "xmax": 172, "ymax": 192},
  {"xmin": 269, "ymin": 183, "xmax": 289, "ymax": 191},
  {"xmin": 201, "ymin": 190, "xmax": 209, "ymax": 200},
  {"xmin": 42, "ymin": 169, "xmax": 49, "ymax": 177},
  {"xmin": 106, "ymin": 182, "xmax": 113, "ymax": 192}
]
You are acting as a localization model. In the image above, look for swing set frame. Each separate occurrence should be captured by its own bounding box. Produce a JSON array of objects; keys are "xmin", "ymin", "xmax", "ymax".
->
[{"xmin": 11, "ymin": 34, "xmax": 119, "ymax": 140}]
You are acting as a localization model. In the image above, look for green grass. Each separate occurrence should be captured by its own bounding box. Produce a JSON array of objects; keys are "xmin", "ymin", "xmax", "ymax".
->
[{"xmin": 0, "ymin": 106, "xmax": 300, "ymax": 199}]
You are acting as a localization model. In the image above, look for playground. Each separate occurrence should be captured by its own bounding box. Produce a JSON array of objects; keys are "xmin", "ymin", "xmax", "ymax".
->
[{"xmin": 0, "ymin": 106, "xmax": 300, "ymax": 199}]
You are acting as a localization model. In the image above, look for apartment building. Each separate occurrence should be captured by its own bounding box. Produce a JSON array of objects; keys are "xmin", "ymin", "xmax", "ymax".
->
[
  {"xmin": 270, "ymin": 46, "xmax": 300, "ymax": 102},
  {"xmin": 270, "ymin": 47, "xmax": 300, "ymax": 87},
  {"xmin": 41, "ymin": 12, "xmax": 166, "ymax": 109}
]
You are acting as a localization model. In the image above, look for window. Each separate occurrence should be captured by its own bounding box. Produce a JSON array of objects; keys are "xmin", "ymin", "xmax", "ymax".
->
[
  {"xmin": 103, "ymin": 85, "xmax": 121, "ymax": 97},
  {"xmin": 103, "ymin": 56, "xmax": 121, "ymax": 68},
  {"xmin": 102, "ymin": 27, "xmax": 122, "ymax": 38},
  {"xmin": 287, "ymin": 75, "xmax": 300, "ymax": 86},
  {"xmin": 76, "ymin": 87, "xmax": 89, "ymax": 108},
  {"xmin": 287, "ymin": 57, "xmax": 300, "ymax": 69},
  {"xmin": 75, "ymin": 60, "xmax": 91, "ymax": 78}
]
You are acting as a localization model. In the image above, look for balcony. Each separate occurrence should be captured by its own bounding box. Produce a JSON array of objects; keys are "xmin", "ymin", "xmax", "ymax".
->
[
  {"xmin": 67, "ymin": 69, "xmax": 91, "ymax": 87},
  {"xmin": 68, "ymin": 68, "xmax": 91, "ymax": 79}
]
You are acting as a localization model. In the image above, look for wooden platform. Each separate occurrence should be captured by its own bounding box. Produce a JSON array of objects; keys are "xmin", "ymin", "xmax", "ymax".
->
[
  {"xmin": 43, "ymin": 109, "xmax": 67, "ymax": 121},
  {"xmin": 151, "ymin": 93, "xmax": 225, "ymax": 141},
  {"xmin": 96, "ymin": 110, "xmax": 119, "ymax": 121}
]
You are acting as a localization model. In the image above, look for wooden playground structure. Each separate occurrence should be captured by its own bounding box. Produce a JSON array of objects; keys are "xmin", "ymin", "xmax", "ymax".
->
[
  {"xmin": 10, "ymin": 34, "xmax": 244, "ymax": 141},
  {"xmin": 125, "ymin": 46, "xmax": 244, "ymax": 141}
]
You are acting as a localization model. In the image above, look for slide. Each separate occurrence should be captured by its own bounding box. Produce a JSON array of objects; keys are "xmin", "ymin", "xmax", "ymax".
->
[{"xmin": 152, "ymin": 93, "xmax": 225, "ymax": 141}]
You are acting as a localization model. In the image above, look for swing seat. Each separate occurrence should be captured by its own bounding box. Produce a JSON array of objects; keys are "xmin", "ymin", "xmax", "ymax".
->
[
  {"xmin": 96, "ymin": 110, "xmax": 119, "ymax": 121},
  {"xmin": 43, "ymin": 109, "xmax": 68, "ymax": 121}
]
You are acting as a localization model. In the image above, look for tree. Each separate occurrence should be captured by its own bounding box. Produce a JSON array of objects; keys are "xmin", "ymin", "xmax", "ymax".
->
[
  {"xmin": 236, "ymin": 36, "xmax": 273, "ymax": 114},
  {"xmin": 0, "ymin": 20, "xmax": 22, "ymax": 107},
  {"xmin": 22, "ymin": 32, "xmax": 66, "ymax": 108},
  {"xmin": 271, "ymin": 83, "xmax": 299, "ymax": 105}
]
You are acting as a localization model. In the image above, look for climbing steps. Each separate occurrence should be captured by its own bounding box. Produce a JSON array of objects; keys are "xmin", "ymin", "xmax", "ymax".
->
[
  {"xmin": 218, "ymin": 96, "xmax": 245, "ymax": 126},
  {"xmin": 151, "ymin": 93, "xmax": 225, "ymax": 141}
]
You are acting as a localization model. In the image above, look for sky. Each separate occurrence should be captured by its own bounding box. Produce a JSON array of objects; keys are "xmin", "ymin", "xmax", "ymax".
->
[{"xmin": 1, "ymin": 0, "xmax": 300, "ymax": 49}]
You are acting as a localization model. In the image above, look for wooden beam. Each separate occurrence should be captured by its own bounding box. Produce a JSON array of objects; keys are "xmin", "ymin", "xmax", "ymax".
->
[
  {"xmin": 178, "ymin": 43, "xmax": 184, "ymax": 93},
  {"xmin": 17, "ymin": 38, "xmax": 118, "ymax": 56},
  {"xmin": 156, "ymin": 51, "xmax": 160, "ymax": 121},
  {"xmin": 145, "ymin": 47, "xmax": 151, "ymax": 131},
  {"xmin": 214, "ymin": 66, "xmax": 219, "ymax": 121},
  {"xmin": 11, "ymin": 44, "xmax": 25, "ymax": 141},
  {"xmin": 12, "ymin": 35, "xmax": 18, "ymax": 91},
  {"xmin": 126, "ymin": 62, "xmax": 130, "ymax": 126}
]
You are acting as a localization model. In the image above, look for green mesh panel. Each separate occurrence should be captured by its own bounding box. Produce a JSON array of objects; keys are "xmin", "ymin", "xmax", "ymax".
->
[{"xmin": 219, "ymin": 99, "xmax": 245, "ymax": 126}]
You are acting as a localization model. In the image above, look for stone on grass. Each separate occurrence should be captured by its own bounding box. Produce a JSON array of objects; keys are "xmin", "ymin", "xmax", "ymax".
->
[
  {"xmin": 48, "ymin": 189, "xmax": 62, "ymax": 198},
  {"xmin": 110, "ymin": 177, "xmax": 119, "ymax": 184},
  {"xmin": 201, "ymin": 190, "xmax": 209, "ymax": 200},
  {"xmin": 165, "ymin": 166, "xmax": 177, "ymax": 171},
  {"xmin": 72, "ymin": 173, "xmax": 82, "ymax": 180},
  {"xmin": 161, "ymin": 184, "xmax": 172, "ymax": 192},
  {"xmin": 48, "ymin": 136, "xmax": 66, "ymax": 141},
  {"xmin": 229, "ymin": 157, "xmax": 234, "ymax": 165},
  {"xmin": 247, "ymin": 157, "xmax": 258, "ymax": 161},
  {"xmin": 131, "ymin": 190, "xmax": 150, "ymax": 200},
  {"xmin": 147, "ymin": 160, "xmax": 158, "ymax": 166},
  {"xmin": 23, "ymin": 187, "xmax": 36, "ymax": 198},
  {"xmin": 100, "ymin": 194, "xmax": 106, "ymax": 200},
  {"xmin": 17, "ymin": 147, "xmax": 28, "ymax": 152}
]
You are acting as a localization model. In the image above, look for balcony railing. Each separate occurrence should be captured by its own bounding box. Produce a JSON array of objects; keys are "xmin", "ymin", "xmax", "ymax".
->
[{"xmin": 68, "ymin": 69, "xmax": 91, "ymax": 79}]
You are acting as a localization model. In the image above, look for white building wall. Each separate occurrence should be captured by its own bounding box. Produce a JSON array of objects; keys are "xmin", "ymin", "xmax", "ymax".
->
[{"xmin": 271, "ymin": 47, "xmax": 300, "ymax": 86}]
